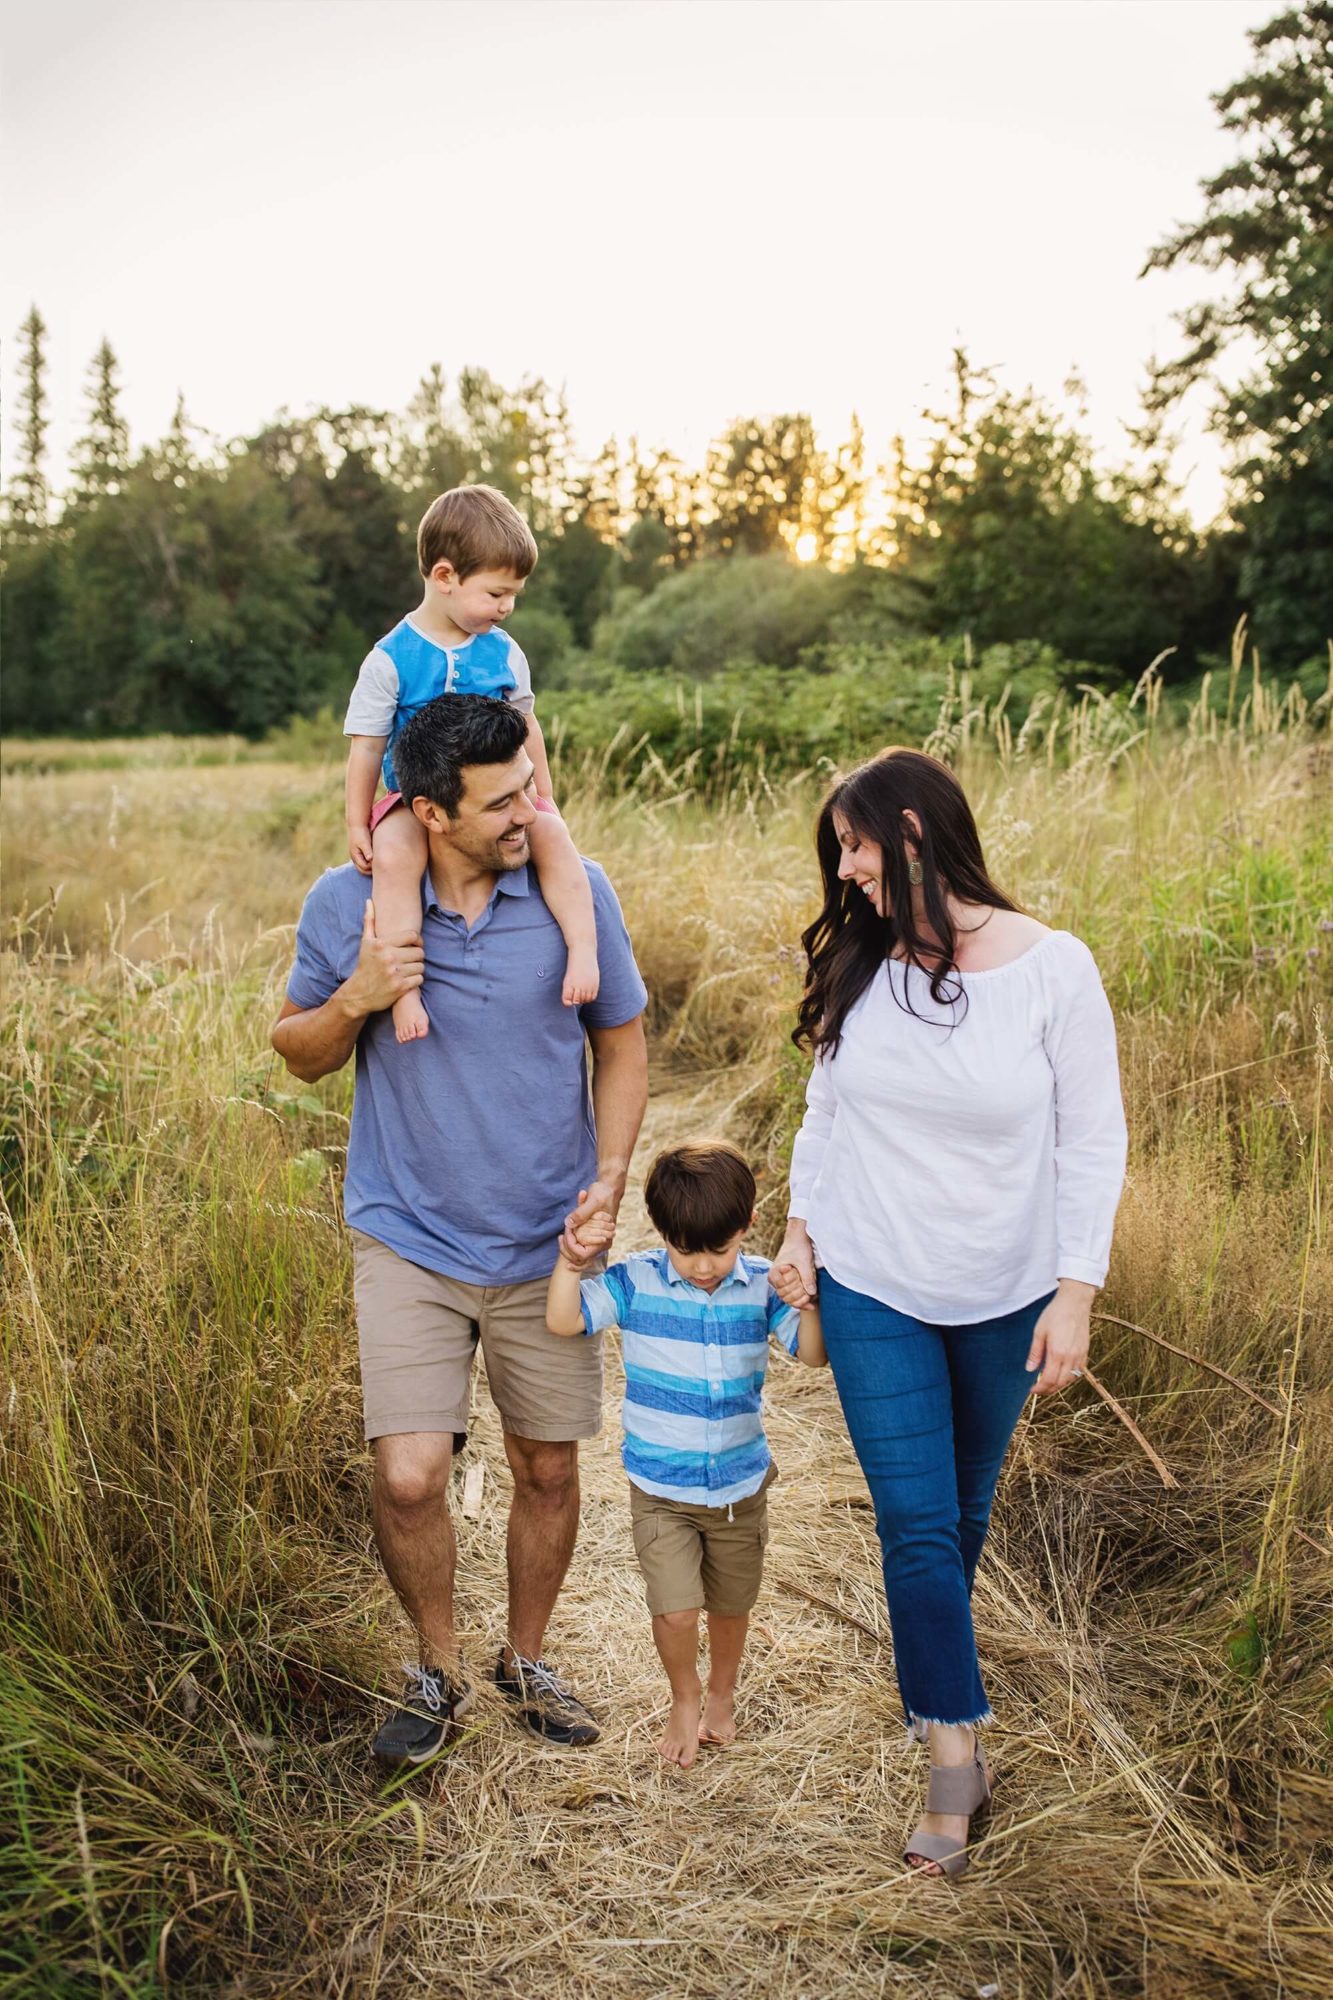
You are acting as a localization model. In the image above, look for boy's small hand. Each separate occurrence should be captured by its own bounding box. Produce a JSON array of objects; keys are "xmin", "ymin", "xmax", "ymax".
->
[
  {"xmin": 349, "ymin": 825, "xmax": 374, "ymax": 875},
  {"xmin": 559, "ymin": 1238, "xmax": 602, "ymax": 1270},
  {"xmin": 560, "ymin": 1204, "xmax": 615, "ymax": 1266}
]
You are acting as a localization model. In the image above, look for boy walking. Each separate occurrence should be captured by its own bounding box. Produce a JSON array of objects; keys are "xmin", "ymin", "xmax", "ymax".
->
[{"xmin": 547, "ymin": 1143, "xmax": 825, "ymax": 1767}]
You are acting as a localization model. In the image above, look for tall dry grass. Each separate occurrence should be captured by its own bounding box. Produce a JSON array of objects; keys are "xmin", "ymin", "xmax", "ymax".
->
[{"xmin": 2, "ymin": 668, "xmax": 1331, "ymax": 1998}]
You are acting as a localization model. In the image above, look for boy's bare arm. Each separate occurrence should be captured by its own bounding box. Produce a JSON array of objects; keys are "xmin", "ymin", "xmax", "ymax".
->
[
  {"xmin": 796, "ymin": 1305, "xmax": 827, "ymax": 1367},
  {"xmin": 529, "ymin": 812, "xmax": 597, "ymax": 951},
  {"xmin": 346, "ymin": 735, "xmax": 388, "ymax": 873},
  {"xmin": 545, "ymin": 1250, "xmax": 588, "ymax": 1336},
  {"xmin": 546, "ymin": 1213, "xmax": 615, "ymax": 1336},
  {"xmin": 524, "ymin": 710, "xmax": 555, "ymax": 801}
]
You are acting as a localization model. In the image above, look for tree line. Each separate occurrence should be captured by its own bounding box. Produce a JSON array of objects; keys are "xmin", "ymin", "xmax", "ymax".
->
[{"xmin": 3, "ymin": 5, "xmax": 1328, "ymax": 739}]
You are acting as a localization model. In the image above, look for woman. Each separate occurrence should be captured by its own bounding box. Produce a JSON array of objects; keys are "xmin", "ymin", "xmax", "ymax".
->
[{"xmin": 772, "ymin": 748, "xmax": 1126, "ymax": 1879}]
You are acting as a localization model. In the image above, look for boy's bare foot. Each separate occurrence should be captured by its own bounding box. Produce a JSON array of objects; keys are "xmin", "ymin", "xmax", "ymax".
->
[
  {"xmin": 561, "ymin": 943, "xmax": 601, "ymax": 1008},
  {"xmin": 699, "ymin": 1690, "xmax": 738, "ymax": 1747},
  {"xmin": 655, "ymin": 1697, "xmax": 701, "ymax": 1768},
  {"xmin": 392, "ymin": 991, "xmax": 430, "ymax": 1043}
]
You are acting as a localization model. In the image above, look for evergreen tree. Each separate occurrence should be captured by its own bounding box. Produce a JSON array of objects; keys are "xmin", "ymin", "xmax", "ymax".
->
[
  {"xmin": 704, "ymin": 414, "xmax": 825, "ymax": 557},
  {"xmin": 397, "ymin": 363, "xmax": 471, "ymax": 504},
  {"xmin": 1144, "ymin": 2, "xmax": 1333, "ymax": 662},
  {"xmin": 890, "ymin": 351, "xmax": 1227, "ymax": 676},
  {"xmin": 456, "ymin": 368, "xmax": 570, "ymax": 528},
  {"xmin": 623, "ymin": 442, "xmax": 705, "ymax": 580},
  {"xmin": 820, "ymin": 413, "xmax": 868, "ymax": 564},
  {"xmin": 70, "ymin": 338, "xmax": 131, "ymax": 502},
  {"xmin": 60, "ymin": 451, "xmax": 325, "ymax": 734},
  {"xmin": 7, "ymin": 305, "xmax": 50, "ymax": 537},
  {"xmin": 157, "ymin": 391, "xmax": 202, "ymax": 485},
  {"xmin": 245, "ymin": 408, "xmax": 405, "ymax": 659}
]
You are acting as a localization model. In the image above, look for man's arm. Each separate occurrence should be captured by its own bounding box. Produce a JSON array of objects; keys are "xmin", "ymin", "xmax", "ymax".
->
[
  {"xmin": 563, "ymin": 1015, "xmax": 648, "ymax": 1238},
  {"xmin": 271, "ymin": 898, "xmax": 424, "ymax": 1084}
]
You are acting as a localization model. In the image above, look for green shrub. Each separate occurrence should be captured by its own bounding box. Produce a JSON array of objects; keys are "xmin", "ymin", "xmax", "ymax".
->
[{"xmin": 601, "ymin": 554, "xmax": 842, "ymax": 673}]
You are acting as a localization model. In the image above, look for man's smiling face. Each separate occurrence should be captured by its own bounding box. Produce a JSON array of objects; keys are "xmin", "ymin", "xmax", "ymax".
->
[{"xmin": 439, "ymin": 749, "xmax": 540, "ymax": 872}]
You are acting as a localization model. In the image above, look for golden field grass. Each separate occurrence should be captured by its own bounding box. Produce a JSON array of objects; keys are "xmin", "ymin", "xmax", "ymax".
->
[{"xmin": 2, "ymin": 686, "xmax": 1331, "ymax": 1999}]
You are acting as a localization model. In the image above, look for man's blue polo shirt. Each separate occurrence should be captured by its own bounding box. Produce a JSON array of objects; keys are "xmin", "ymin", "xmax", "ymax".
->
[{"xmin": 285, "ymin": 858, "xmax": 647, "ymax": 1284}]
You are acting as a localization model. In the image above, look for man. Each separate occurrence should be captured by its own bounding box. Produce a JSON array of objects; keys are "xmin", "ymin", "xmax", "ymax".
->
[{"xmin": 272, "ymin": 694, "xmax": 648, "ymax": 1767}]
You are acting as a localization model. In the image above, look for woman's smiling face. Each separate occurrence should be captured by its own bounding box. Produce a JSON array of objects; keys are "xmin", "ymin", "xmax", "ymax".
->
[{"xmin": 833, "ymin": 810, "xmax": 886, "ymax": 915}]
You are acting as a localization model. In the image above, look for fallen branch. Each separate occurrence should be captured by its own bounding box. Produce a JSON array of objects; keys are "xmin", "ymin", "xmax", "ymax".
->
[
  {"xmin": 776, "ymin": 1578, "xmax": 886, "ymax": 1644},
  {"xmin": 1093, "ymin": 1312, "xmax": 1285, "ymax": 1419},
  {"xmin": 1081, "ymin": 1366, "xmax": 1180, "ymax": 1489}
]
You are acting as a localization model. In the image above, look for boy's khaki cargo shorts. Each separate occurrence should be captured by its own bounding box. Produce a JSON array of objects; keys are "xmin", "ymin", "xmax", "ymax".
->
[
  {"xmin": 351, "ymin": 1230, "xmax": 604, "ymax": 1444},
  {"xmin": 628, "ymin": 1464, "xmax": 777, "ymax": 1617}
]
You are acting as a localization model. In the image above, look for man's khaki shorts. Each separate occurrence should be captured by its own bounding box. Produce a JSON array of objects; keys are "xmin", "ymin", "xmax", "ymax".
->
[
  {"xmin": 628, "ymin": 1464, "xmax": 777, "ymax": 1618},
  {"xmin": 350, "ymin": 1230, "xmax": 604, "ymax": 1444}
]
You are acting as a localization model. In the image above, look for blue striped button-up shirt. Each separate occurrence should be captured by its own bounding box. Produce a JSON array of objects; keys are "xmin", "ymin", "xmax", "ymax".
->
[{"xmin": 579, "ymin": 1248, "xmax": 800, "ymax": 1507}]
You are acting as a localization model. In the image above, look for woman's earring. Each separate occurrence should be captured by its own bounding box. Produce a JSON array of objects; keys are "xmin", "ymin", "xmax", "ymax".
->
[{"xmin": 908, "ymin": 859, "xmax": 924, "ymax": 886}]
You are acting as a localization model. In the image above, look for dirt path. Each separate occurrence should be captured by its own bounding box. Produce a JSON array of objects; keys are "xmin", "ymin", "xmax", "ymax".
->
[{"xmin": 303, "ymin": 1069, "xmax": 1328, "ymax": 1997}]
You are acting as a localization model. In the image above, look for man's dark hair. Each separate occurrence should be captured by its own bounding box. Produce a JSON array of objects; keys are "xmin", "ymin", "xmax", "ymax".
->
[
  {"xmin": 644, "ymin": 1142, "xmax": 757, "ymax": 1252},
  {"xmin": 393, "ymin": 694, "xmax": 530, "ymax": 818}
]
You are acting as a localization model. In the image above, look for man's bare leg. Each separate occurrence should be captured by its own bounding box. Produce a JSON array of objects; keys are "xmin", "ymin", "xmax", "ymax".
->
[
  {"xmin": 501, "ymin": 1434, "xmax": 580, "ymax": 1664},
  {"xmin": 372, "ymin": 1432, "xmax": 459, "ymax": 1668}
]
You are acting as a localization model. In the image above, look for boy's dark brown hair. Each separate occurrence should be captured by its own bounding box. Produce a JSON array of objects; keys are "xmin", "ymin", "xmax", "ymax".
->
[
  {"xmin": 417, "ymin": 483, "xmax": 538, "ymax": 582},
  {"xmin": 643, "ymin": 1142, "xmax": 757, "ymax": 1252}
]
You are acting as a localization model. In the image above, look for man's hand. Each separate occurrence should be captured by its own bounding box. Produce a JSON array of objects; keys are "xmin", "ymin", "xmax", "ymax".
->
[
  {"xmin": 561, "ymin": 1209, "xmax": 616, "ymax": 1270},
  {"xmin": 1025, "ymin": 1279, "xmax": 1095, "ymax": 1395},
  {"xmin": 344, "ymin": 899, "xmax": 425, "ymax": 1018},
  {"xmin": 349, "ymin": 824, "xmax": 374, "ymax": 875},
  {"xmin": 771, "ymin": 1219, "xmax": 818, "ymax": 1310},
  {"xmin": 560, "ymin": 1181, "xmax": 620, "ymax": 1263}
]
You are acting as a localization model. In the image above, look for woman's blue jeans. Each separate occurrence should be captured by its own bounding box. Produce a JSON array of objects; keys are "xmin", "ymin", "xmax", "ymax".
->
[{"xmin": 818, "ymin": 1270, "xmax": 1053, "ymax": 1732}]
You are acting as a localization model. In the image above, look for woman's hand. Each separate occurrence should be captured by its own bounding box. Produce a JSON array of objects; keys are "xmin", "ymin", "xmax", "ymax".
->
[
  {"xmin": 1025, "ymin": 1278, "xmax": 1095, "ymax": 1395},
  {"xmin": 771, "ymin": 1219, "xmax": 818, "ymax": 1311}
]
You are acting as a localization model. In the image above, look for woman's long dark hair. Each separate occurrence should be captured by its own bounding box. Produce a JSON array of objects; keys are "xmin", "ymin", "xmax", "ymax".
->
[{"xmin": 793, "ymin": 748, "xmax": 1020, "ymax": 1057}]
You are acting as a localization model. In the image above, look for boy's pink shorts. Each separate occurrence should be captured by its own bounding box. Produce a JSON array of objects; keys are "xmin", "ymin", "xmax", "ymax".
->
[{"xmin": 369, "ymin": 790, "xmax": 558, "ymax": 833}]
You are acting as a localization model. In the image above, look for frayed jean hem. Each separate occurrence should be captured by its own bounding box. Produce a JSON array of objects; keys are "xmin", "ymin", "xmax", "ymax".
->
[{"xmin": 906, "ymin": 1708, "xmax": 994, "ymax": 1745}]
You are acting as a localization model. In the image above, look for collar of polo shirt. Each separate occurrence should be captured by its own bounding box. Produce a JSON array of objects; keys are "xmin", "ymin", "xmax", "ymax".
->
[
  {"xmin": 421, "ymin": 862, "xmax": 532, "ymax": 916},
  {"xmin": 659, "ymin": 1247, "xmax": 751, "ymax": 1291}
]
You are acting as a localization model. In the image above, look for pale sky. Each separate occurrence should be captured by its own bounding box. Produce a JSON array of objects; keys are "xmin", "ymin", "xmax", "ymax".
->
[{"xmin": 4, "ymin": 0, "xmax": 1271, "ymax": 523}]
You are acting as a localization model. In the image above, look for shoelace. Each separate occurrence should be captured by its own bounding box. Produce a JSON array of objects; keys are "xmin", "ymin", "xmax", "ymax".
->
[
  {"xmin": 401, "ymin": 1662, "xmax": 445, "ymax": 1713},
  {"xmin": 512, "ymin": 1654, "xmax": 569, "ymax": 1703}
]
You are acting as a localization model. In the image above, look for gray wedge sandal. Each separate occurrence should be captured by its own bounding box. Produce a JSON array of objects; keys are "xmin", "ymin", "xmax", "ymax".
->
[{"xmin": 904, "ymin": 1740, "xmax": 993, "ymax": 1879}]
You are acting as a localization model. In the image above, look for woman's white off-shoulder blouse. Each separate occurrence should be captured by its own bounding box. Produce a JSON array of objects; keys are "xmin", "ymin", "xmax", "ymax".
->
[{"xmin": 787, "ymin": 930, "xmax": 1128, "ymax": 1325}]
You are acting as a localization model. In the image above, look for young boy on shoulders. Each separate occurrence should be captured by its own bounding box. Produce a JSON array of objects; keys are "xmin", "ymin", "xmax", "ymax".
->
[
  {"xmin": 343, "ymin": 483, "xmax": 598, "ymax": 1044},
  {"xmin": 547, "ymin": 1142, "xmax": 826, "ymax": 1768}
]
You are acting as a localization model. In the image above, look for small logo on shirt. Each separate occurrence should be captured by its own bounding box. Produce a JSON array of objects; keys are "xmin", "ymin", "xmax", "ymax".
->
[{"xmin": 535, "ymin": 964, "xmax": 547, "ymax": 978}]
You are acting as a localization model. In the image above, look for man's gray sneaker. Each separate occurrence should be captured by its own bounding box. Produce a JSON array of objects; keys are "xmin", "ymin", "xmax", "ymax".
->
[
  {"xmin": 494, "ymin": 1649, "xmax": 600, "ymax": 1746},
  {"xmin": 371, "ymin": 1663, "xmax": 474, "ymax": 1769}
]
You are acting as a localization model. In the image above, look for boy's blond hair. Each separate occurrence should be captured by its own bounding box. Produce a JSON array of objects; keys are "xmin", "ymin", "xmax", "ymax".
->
[{"xmin": 416, "ymin": 484, "xmax": 538, "ymax": 582}]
